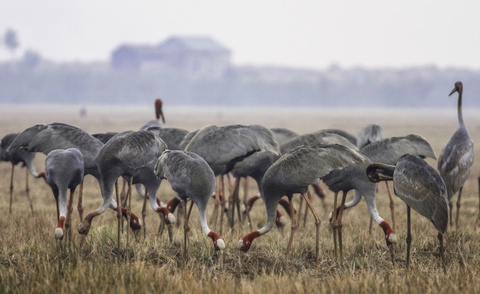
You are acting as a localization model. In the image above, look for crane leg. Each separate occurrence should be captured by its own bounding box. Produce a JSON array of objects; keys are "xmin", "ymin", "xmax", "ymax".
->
[
  {"xmin": 336, "ymin": 191, "xmax": 348, "ymax": 262},
  {"xmin": 77, "ymin": 180, "xmax": 84, "ymax": 221},
  {"xmin": 9, "ymin": 165, "xmax": 15, "ymax": 214},
  {"xmin": 406, "ymin": 205, "xmax": 412, "ymax": 270},
  {"xmin": 142, "ymin": 190, "xmax": 148, "ymax": 240},
  {"xmin": 455, "ymin": 187, "xmax": 463, "ymax": 228},
  {"xmin": 242, "ymin": 177, "xmax": 249, "ymax": 223},
  {"xmin": 448, "ymin": 200, "xmax": 453, "ymax": 227},
  {"xmin": 302, "ymin": 192, "xmax": 321, "ymax": 262},
  {"xmin": 210, "ymin": 178, "xmax": 220, "ymax": 229},
  {"xmin": 385, "ymin": 181, "xmax": 395, "ymax": 231},
  {"xmin": 286, "ymin": 198, "xmax": 297, "ymax": 255},
  {"xmin": 438, "ymin": 232, "xmax": 446, "ymax": 273},
  {"xmin": 229, "ymin": 177, "xmax": 240, "ymax": 228},
  {"xmin": 331, "ymin": 192, "xmax": 339, "ymax": 261},
  {"xmin": 302, "ymin": 190, "xmax": 310, "ymax": 228},
  {"xmin": 231, "ymin": 177, "xmax": 244, "ymax": 229},
  {"xmin": 115, "ymin": 180, "xmax": 122, "ymax": 249},
  {"xmin": 25, "ymin": 168, "xmax": 34, "ymax": 216},
  {"xmin": 244, "ymin": 194, "xmax": 259, "ymax": 231},
  {"xmin": 183, "ymin": 200, "xmax": 195, "ymax": 260},
  {"xmin": 66, "ymin": 189, "xmax": 75, "ymax": 250},
  {"xmin": 297, "ymin": 195, "xmax": 304, "ymax": 225},
  {"xmin": 127, "ymin": 177, "xmax": 134, "ymax": 245},
  {"xmin": 219, "ymin": 175, "xmax": 226, "ymax": 236},
  {"xmin": 311, "ymin": 182, "xmax": 327, "ymax": 215},
  {"xmin": 235, "ymin": 180, "xmax": 244, "ymax": 228}
]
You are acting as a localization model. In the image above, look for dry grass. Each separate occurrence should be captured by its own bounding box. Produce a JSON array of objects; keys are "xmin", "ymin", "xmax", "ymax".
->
[{"xmin": 1, "ymin": 104, "xmax": 480, "ymax": 293}]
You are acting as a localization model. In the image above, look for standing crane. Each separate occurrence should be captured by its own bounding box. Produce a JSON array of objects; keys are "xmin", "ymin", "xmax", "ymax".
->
[
  {"xmin": 45, "ymin": 148, "xmax": 84, "ymax": 248},
  {"xmin": 367, "ymin": 154, "xmax": 449, "ymax": 269},
  {"xmin": 154, "ymin": 150, "xmax": 225, "ymax": 258},
  {"xmin": 437, "ymin": 81, "xmax": 474, "ymax": 227},
  {"xmin": 1, "ymin": 132, "xmax": 45, "ymax": 215},
  {"xmin": 183, "ymin": 124, "xmax": 267, "ymax": 231},
  {"xmin": 6, "ymin": 123, "xmax": 142, "ymax": 233},
  {"xmin": 77, "ymin": 130, "xmax": 175, "ymax": 247},
  {"xmin": 239, "ymin": 144, "xmax": 395, "ymax": 262}
]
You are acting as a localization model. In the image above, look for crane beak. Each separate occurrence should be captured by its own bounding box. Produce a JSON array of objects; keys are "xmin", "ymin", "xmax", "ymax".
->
[
  {"xmin": 449, "ymin": 86, "xmax": 457, "ymax": 96},
  {"xmin": 160, "ymin": 109, "xmax": 166, "ymax": 124}
]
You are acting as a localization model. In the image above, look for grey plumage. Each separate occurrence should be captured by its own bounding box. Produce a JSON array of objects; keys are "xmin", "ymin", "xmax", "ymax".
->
[
  {"xmin": 361, "ymin": 134, "xmax": 437, "ymax": 163},
  {"xmin": 1, "ymin": 132, "xmax": 41, "ymax": 178},
  {"xmin": 92, "ymin": 132, "xmax": 118, "ymax": 144},
  {"xmin": 338, "ymin": 134, "xmax": 437, "ymax": 213},
  {"xmin": 77, "ymin": 130, "xmax": 173, "ymax": 238},
  {"xmin": 144, "ymin": 126, "xmax": 189, "ymax": 150},
  {"xmin": 239, "ymin": 144, "xmax": 385, "ymax": 260},
  {"xmin": 367, "ymin": 154, "xmax": 449, "ymax": 268},
  {"xmin": 7, "ymin": 122, "xmax": 104, "ymax": 178},
  {"xmin": 1, "ymin": 132, "xmax": 44, "ymax": 214},
  {"xmin": 181, "ymin": 125, "xmax": 219, "ymax": 150},
  {"xmin": 45, "ymin": 148, "xmax": 84, "ymax": 239},
  {"xmin": 184, "ymin": 124, "xmax": 280, "ymax": 229},
  {"xmin": 155, "ymin": 150, "xmax": 225, "ymax": 251},
  {"xmin": 270, "ymin": 128, "xmax": 299, "ymax": 146},
  {"xmin": 357, "ymin": 124, "xmax": 384, "ymax": 148},
  {"xmin": 280, "ymin": 130, "xmax": 359, "ymax": 155},
  {"xmin": 185, "ymin": 125, "xmax": 272, "ymax": 176},
  {"xmin": 322, "ymin": 128, "xmax": 358, "ymax": 146},
  {"xmin": 437, "ymin": 81, "xmax": 474, "ymax": 226}
]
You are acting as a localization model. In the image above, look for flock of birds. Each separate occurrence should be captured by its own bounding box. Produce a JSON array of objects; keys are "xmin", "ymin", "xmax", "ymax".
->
[{"xmin": 0, "ymin": 82, "xmax": 477, "ymax": 269}]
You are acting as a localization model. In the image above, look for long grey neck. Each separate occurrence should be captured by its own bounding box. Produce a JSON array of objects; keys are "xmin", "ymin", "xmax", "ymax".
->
[{"xmin": 457, "ymin": 89, "xmax": 465, "ymax": 127}]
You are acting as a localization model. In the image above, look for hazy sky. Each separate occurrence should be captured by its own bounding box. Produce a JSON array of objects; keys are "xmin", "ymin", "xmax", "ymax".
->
[{"xmin": 1, "ymin": 1, "xmax": 479, "ymax": 70}]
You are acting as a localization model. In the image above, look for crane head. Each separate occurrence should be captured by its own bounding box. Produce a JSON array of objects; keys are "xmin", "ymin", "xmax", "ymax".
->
[
  {"xmin": 449, "ymin": 81, "xmax": 463, "ymax": 96},
  {"xmin": 208, "ymin": 231, "xmax": 226, "ymax": 250},
  {"xmin": 238, "ymin": 231, "xmax": 260, "ymax": 252},
  {"xmin": 366, "ymin": 163, "xmax": 395, "ymax": 183}
]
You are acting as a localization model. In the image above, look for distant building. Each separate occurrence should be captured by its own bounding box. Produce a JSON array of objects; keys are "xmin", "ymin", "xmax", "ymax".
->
[{"xmin": 111, "ymin": 36, "xmax": 231, "ymax": 79}]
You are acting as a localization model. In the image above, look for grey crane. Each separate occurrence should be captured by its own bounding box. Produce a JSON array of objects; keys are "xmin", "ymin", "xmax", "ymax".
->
[
  {"xmin": 239, "ymin": 144, "xmax": 377, "ymax": 261},
  {"xmin": 1, "ymin": 132, "xmax": 45, "ymax": 215},
  {"xmin": 185, "ymin": 124, "xmax": 275, "ymax": 231},
  {"xmin": 94, "ymin": 128, "xmax": 183, "ymax": 239},
  {"xmin": 139, "ymin": 98, "xmax": 166, "ymax": 130},
  {"xmin": 154, "ymin": 150, "xmax": 225, "ymax": 257},
  {"xmin": 6, "ymin": 123, "xmax": 141, "ymax": 232},
  {"xmin": 77, "ymin": 130, "xmax": 175, "ymax": 247},
  {"xmin": 437, "ymin": 81, "xmax": 474, "ymax": 227},
  {"xmin": 367, "ymin": 154, "xmax": 449, "ymax": 269},
  {"xmin": 244, "ymin": 130, "xmax": 356, "ymax": 228},
  {"xmin": 45, "ymin": 148, "xmax": 84, "ymax": 247}
]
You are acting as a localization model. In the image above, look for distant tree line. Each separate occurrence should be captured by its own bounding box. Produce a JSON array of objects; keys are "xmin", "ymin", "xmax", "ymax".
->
[{"xmin": 0, "ymin": 60, "xmax": 479, "ymax": 108}]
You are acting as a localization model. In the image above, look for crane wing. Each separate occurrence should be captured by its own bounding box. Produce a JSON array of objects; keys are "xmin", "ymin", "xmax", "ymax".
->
[
  {"xmin": 361, "ymin": 134, "xmax": 436, "ymax": 164},
  {"xmin": 263, "ymin": 144, "xmax": 367, "ymax": 195},
  {"xmin": 280, "ymin": 131, "xmax": 358, "ymax": 154}
]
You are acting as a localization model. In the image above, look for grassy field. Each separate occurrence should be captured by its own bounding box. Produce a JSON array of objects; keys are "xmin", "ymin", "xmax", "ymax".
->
[{"xmin": 1, "ymin": 104, "xmax": 480, "ymax": 293}]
